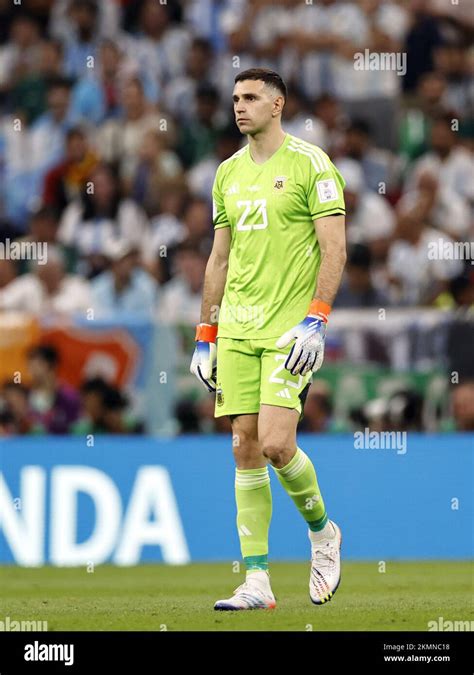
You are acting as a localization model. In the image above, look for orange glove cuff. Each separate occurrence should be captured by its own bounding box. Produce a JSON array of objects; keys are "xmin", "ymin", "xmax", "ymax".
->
[
  {"xmin": 195, "ymin": 323, "xmax": 218, "ymax": 342},
  {"xmin": 308, "ymin": 299, "xmax": 331, "ymax": 323}
]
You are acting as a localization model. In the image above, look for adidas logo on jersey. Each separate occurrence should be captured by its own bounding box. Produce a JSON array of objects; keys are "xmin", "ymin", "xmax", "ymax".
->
[
  {"xmin": 226, "ymin": 183, "xmax": 239, "ymax": 195},
  {"xmin": 276, "ymin": 388, "xmax": 291, "ymax": 399}
]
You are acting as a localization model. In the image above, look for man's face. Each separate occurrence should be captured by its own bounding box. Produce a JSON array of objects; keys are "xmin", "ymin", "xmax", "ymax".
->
[
  {"xmin": 48, "ymin": 86, "xmax": 70, "ymax": 121},
  {"xmin": 233, "ymin": 80, "xmax": 282, "ymax": 136}
]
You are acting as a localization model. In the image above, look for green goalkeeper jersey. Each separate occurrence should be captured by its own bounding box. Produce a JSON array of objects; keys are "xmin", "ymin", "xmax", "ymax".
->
[{"xmin": 212, "ymin": 132, "xmax": 346, "ymax": 339}]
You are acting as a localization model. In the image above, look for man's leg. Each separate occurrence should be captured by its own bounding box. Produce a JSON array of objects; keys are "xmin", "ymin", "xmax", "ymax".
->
[
  {"xmin": 213, "ymin": 338, "xmax": 275, "ymax": 609},
  {"xmin": 258, "ymin": 403, "xmax": 342, "ymax": 604},
  {"xmin": 258, "ymin": 405, "xmax": 329, "ymax": 532},
  {"xmin": 231, "ymin": 413, "xmax": 272, "ymax": 573}
]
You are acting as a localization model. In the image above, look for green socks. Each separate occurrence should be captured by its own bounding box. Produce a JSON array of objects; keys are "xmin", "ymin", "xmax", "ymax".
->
[
  {"xmin": 272, "ymin": 447, "xmax": 328, "ymax": 532},
  {"xmin": 234, "ymin": 448, "xmax": 328, "ymax": 573},
  {"xmin": 235, "ymin": 467, "xmax": 272, "ymax": 572}
]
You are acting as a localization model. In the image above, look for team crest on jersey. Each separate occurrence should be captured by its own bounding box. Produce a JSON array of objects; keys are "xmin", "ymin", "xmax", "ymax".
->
[
  {"xmin": 273, "ymin": 176, "xmax": 287, "ymax": 192},
  {"xmin": 216, "ymin": 386, "xmax": 224, "ymax": 406}
]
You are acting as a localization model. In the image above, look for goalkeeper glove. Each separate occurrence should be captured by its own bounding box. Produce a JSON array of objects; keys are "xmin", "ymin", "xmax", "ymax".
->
[
  {"xmin": 190, "ymin": 323, "xmax": 218, "ymax": 392},
  {"xmin": 275, "ymin": 299, "xmax": 331, "ymax": 376}
]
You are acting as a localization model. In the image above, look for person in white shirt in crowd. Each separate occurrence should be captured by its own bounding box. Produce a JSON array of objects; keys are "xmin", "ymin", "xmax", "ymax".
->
[
  {"xmin": 286, "ymin": 0, "xmax": 409, "ymax": 149},
  {"xmin": 313, "ymin": 93, "xmax": 348, "ymax": 157},
  {"xmin": 58, "ymin": 162, "xmax": 149, "ymax": 277},
  {"xmin": 123, "ymin": 0, "xmax": 191, "ymax": 87},
  {"xmin": 281, "ymin": 85, "xmax": 327, "ymax": 149},
  {"xmin": 388, "ymin": 196, "xmax": 464, "ymax": 306},
  {"xmin": 91, "ymin": 240, "xmax": 158, "ymax": 319},
  {"xmin": 335, "ymin": 158, "xmax": 396, "ymax": 253},
  {"xmin": 129, "ymin": 128, "xmax": 183, "ymax": 215},
  {"xmin": 159, "ymin": 243, "xmax": 207, "ymax": 326},
  {"xmin": 343, "ymin": 119, "xmax": 401, "ymax": 194},
  {"xmin": 187, "ymin": 126, "xmax": 242, "ymax": 201},
  {"xmin": 96, "ymin": 77, "xmax": 175, "ymax": 185},
  {"xmin": 406, "ymin": 113, "xmax": 474, "ymax": 206},
  {"xmin": 0, "ymin": 245, "xmax": 91, "ymax": 316},
  {"xmin": 397, "ymin": 170, "xmax": 472, "ymax": 240},
  {"xmin": 163, "ymin": 37, "xmax": 216, "ymax": 123}
]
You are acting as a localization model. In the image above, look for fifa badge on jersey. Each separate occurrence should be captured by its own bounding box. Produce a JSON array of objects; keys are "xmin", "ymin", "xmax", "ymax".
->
[
  {"xmin": 273, "ymin": 176, "xmax": 287, "ymax": 192},
  {"xmin": 216, "ymin": 387, "xmax": 224, "ymax": 406},
  {"xmin": 316, "ymin": 178, "xmax": 338, "ymax": 203}
]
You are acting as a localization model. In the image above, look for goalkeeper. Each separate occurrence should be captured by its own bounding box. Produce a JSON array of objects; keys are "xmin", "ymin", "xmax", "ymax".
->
[{"xmin": 191, "ymin": 68, "xmax": 347, "ymax": 610}]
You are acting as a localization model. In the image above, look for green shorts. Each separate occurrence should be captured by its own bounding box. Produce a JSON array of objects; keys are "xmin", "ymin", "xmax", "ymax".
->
[{"xmin": 214, "ymin": 336, "xmax": 313, "ymax": 420}]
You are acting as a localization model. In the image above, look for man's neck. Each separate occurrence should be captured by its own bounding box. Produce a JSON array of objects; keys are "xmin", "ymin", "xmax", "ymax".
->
[{"xmin": 248, "ymin": 127, "xmax": 287, "ymax": 165}]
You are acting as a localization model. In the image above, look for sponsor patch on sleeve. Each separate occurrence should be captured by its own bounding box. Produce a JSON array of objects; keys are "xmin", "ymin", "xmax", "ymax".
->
[{"xmin": 316, "ymin": 178, "xmax": 338, "ymax": 203}]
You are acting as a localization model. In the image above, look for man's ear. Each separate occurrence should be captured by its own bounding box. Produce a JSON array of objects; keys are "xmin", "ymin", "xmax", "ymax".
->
[{"xmin": 273, "ymin": 95, "xmax": 285, "ymax": 117}]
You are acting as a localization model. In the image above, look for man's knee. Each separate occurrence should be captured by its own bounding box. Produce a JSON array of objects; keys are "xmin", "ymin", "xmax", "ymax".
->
[
  {"xmin": 260, "ymin": 438, "xmax": 297, "ymax": 468},
  {"xmin": 231, "ymin": 417, "xmax": 262, "ymax": 467}
]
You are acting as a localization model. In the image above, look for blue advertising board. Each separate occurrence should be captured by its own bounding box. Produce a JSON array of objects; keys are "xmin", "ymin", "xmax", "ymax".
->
[{"xmin": 0, "ymin": 434, "xmax": 472, "ymax": 565}]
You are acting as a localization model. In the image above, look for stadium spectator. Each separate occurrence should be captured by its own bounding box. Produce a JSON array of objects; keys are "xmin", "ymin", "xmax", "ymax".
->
[
  {"xmin": 175, "ymin": 83, "xmax": 226, "ymax": 168},
  {"xmin": 91, "ymin": 240, "xmax": 158, "ymax": 318},
  {"xmin": 129, "ymin": 128, "xmax": 183, "ymax": 215},
  {"xmin": 57, "ymin": 162, "xmax": 149, "ymax": 277},
  {"xmin": 298, "ymin": 382, "xmax": 348, "ymax": 433},
  {"xmin": 73, "ymin": 376, "xmax": 143, "ymax": 434},
  {"xmin": 399, "ymin": 71, "xmax": 449, "ymax": 163},
  {"xmin": 343, "ymin": 119, "xmax": 398, "ymax": 194},
  {"xmin": 0, "ymin": 245, "xmax": 92, "ymax": 316},
  {"xmin": 281, "ymin": 85, "xmax": 327, "ymax": 149},
  {"xmin": 0, "ymin": 260, "xmax": 17, "ymax": 289},
  {"xmin": 0, "ymin": 12, "xmax": 42, "ymax": 94},
  {"xmin": 334, "ymin": 243, "xmax": 390, "ymax": 309},
  {"xmin": 42, "ymin": 126, "xmax": 99, "ymax": 215},
  {"xmin": 163, "ymin": 37, "xmax": 215, "ymax": 122},
  {"xmin": 451, "ymin": 381, "xmax": 474, "ymax": 432},
  {"xmin": 397, "ymin": 169, "xmax": 471, "ymax": 239},
  {"xmin": 335, "ymin": 158, "xmax": 395, "ymax": 251},
  {"xmin": 313, "ymin": 93, "xmax": 347, "ymax": 157},
  {"xmin": 187, "ymin": 125, "xmax": 242, "ymax": 202},
  {"xmin": 27, "ymin": 344, "xmax": 81, "ymax": 434},
  {"xmin": 388, "ymin": 199, "xmax": 463, "ymax": 305},
  {"xmin": 406, "ymin": 113, "xmax": 474, "ymax": 204},
  {"xmin": 60, "ymin": 0, "xmax": 99, "ymax": 79},
  {"xmin": 97, "ymin": 76, "xmax": 174, "ymax": 183},
  {"xmin": 9, "ymin": 39, "xmax": 65, "ymax": 125},
  {"xmin": 402, "ymin": 0, "xmax": 444, "ymax": 94},
  {"xmin": 159, "ymin": 244, "xmax": 207, "ymax": 325},
  {"xmin": 0, "ymin": 382, "xmax": 39, "ymax": 436},
  {"xmin": 15, "ymin": 206, "xmax": 78, "ymax": 275}
]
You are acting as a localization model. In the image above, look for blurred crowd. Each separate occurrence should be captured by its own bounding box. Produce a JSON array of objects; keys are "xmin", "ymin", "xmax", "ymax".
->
[
  {"xmin": 0, "ymin": 0, "xmax": 473, "ymax": 435},
  {"xmin": 0, "ymin": 344, "xmax": 143, "ymax": 435}
]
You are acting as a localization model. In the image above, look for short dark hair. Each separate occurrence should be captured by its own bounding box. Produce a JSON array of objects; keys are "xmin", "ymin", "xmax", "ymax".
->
[
  {"xmin": 234, "ymin": 68, "xmax": 287, "ymax": 101},
  {"xmin": 28, "ymin": 345, "xmax": 59, "ymax": 368}
]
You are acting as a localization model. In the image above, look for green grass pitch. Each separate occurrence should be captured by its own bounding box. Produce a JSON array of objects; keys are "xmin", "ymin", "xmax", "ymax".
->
[{"xmin": 1, "ymin": 561, "xmax": 472, "ymax": 631}]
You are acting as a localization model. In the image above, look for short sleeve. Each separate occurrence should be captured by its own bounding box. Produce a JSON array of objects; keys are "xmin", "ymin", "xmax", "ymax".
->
[
  {"xmin": 306, "ymin": 156, "xmax": 346, "ymax": 221},
  {"xmin": 212, "ymin": 164, "xmax": 230, "ymax": 230}
]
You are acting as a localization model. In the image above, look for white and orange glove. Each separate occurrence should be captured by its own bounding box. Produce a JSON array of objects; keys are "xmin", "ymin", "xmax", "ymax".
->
[
  {"xmin": 190, "ymin": 323, "xmax": 218, "ymax": 392},
  {"xmin": 275, "ymin": 299, "xmax": 331, "ymax": 376}
]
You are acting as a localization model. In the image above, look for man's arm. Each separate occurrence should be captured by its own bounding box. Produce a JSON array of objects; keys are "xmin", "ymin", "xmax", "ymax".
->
[
  {"xmin": 200, "ymin": 226, "xmax": 231, "ymax": 324},
  {"xmin": 313, "ymin": 214, "xmax": 347, "ymax": 306}
]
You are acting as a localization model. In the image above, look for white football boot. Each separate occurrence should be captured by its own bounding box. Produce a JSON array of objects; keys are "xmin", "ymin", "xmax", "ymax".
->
[
  {"xmin": 214, "ymin": 570, "xmax": 276, "ymax": 611},
  {"xmin": 308, "ymin": 520, "xmax": 342, "ymax": 604}
]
